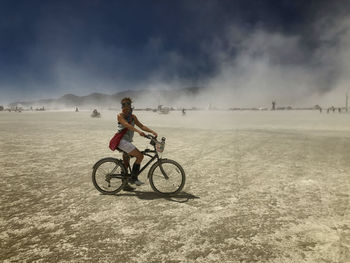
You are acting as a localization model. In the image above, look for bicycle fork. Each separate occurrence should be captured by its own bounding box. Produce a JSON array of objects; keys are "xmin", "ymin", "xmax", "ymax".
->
[{"xmin": 158, "ymin": 160, "xmax": 169, "ymax": 180}]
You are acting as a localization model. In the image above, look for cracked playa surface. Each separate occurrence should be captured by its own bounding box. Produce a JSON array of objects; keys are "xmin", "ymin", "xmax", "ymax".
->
[{"xmin": 0, "ymin": 110, "xmax": 349, "ymax": 262}]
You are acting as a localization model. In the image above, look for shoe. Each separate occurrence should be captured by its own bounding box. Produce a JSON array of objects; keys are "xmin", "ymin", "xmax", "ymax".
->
[
  {"xmin": 123, "ymin": 184, "xmax": 135, "ymax": 191},
  {"xmin": 129, "ymin": 177, "xmax": 136, "ymax": 185},
  {"xmin": 123, "ymin": 185, "xmax": 135, "ymax": 191},
  {"xmin": 134, "ymin": 179, "xmax": 145, "ymax": 186}
]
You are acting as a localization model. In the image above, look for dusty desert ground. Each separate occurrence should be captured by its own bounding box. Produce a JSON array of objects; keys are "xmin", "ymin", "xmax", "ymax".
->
[{"xmin": 0, "ymin": 109, "xmax": 349, "ymax": 262}]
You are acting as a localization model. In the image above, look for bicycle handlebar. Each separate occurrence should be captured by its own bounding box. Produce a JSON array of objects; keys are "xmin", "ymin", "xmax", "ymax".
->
[
  {"xmin": 144, "ymin": 134, "xmax": 156, "ymax": 140},
  {"xmin": 144, "ymin": 134, "xmax": 166, "ymax": 145},
  {"xmin": 144, "ymin": 134, "xmax": 166, "ymax": 144}
]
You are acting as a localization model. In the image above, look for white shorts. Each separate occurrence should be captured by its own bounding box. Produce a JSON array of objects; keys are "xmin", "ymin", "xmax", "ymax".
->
[{"xmin": 118, "ymin": 139, "xmax": 136, "ymax": 153}]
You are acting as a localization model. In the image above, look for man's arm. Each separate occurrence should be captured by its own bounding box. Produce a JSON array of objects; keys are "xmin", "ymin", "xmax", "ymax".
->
[{"xmin": 133, "ymin": 115, "xmax": 158, "ymax": 137}]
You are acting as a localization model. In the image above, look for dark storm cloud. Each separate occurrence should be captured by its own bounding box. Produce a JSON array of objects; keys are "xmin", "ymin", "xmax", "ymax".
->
[{"xmin": 0, "ymin": 0, "xmax": 350, "ymax": 105}]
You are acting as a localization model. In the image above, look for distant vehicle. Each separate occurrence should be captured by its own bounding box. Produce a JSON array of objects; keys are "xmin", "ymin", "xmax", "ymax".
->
[
  {"xmin": 91, "ymin": 109, "xmax": 101, "ymax": 118},
  {"xmin": 157, "ymin": 105, "xmax": 170, "ymax": 114},
  {"xmin": 159, "ymin": 107, "xmax": 170, "ymax": 114}
]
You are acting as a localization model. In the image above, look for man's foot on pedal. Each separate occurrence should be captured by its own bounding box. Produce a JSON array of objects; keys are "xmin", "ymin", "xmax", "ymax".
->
[
  {"xmin": 134, "ymin": 179, "xmax": 145, "ymax": 186},
  {"xmin": 123, "ymin": 184, "xmax": 135, "ymax": 191},
  {"xmin": 129, "ymin": 178, "xmax": 136, "ymax": 185}
]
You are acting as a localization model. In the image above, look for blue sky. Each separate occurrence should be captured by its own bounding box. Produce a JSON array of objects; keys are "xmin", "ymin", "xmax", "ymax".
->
[{"xmin": 0, "ymin": 0, "xmax": 349, "ymax": 105}]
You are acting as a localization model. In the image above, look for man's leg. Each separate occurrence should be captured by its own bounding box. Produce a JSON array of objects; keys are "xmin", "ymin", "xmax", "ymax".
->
[
  {"xmin": 128, "ymin": 148, "xmax": 144, "ymax": 186},
  {"xmin": 122, "ymin": 152, "xmax": 130, "ymax": 171},
  {"xmin": 122, "ymin": 152, "xmax": 135, "ymax": 191}
]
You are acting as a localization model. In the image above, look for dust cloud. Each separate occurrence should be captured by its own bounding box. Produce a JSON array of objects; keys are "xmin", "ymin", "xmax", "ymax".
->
[
  {"xmin": 140, "ymin": 15, "xmax": 350, "ymax": 109},
  {"xmin": 4, "ymin": 6, "xmax": 350, "ymax": 110}
]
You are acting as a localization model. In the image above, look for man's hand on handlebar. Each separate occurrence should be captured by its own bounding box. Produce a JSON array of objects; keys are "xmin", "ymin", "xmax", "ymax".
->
[
  {"xmin": 138, "ymin": 131, "xmax": 146, "ymax": 137},
  {"xmin": 138, "ymin": 131, "xmax": 157, "ymax": 138},
  {"xmin": 144, "ymin": 134, "xmax": 156, "ymax": 140}
]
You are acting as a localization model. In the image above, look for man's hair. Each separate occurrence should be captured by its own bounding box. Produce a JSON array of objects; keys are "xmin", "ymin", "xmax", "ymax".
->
[{"xmin": 121, "ymin": 97, "xmax": 132, "ymax": 104}]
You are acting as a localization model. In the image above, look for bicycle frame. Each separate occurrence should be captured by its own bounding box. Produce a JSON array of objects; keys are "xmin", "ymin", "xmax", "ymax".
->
[
  {"xmin": 138, "ymin": 149, "xmax": 158, "ymax": 176},
  {"xmin": 123, "ymin": 136, "xmax": 169, "ymax": 179},
  {"xmin": 92, "ymin": 134, "xmax": 183, "ymax": 195}
]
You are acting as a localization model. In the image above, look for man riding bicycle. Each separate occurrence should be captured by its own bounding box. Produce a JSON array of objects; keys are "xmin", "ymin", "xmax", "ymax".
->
[{"xmin": 116, "ymin": 97, "xmax": 158, "ymax": 190}]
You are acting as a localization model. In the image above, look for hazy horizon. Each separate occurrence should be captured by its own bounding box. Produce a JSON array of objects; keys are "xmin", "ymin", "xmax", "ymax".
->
[{"xmin": 2, "ymin": 86, "xmax": 350, "ymax": 110}]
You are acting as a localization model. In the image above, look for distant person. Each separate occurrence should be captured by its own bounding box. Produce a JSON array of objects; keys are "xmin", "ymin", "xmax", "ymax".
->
[
  {"xmin": 182, "ymin": 108, "xmax": 186, "ymax": 115},
  {"xmin": 91, "ymin": 109, "xmax": 101, "ymax": 117},
  {"xmin": 272, "ymin": 101, "xmax": 276, "ymax": 110},
  {"xmin": 115, "ymin": 97, "xmax": 158, "ymax": 189}
]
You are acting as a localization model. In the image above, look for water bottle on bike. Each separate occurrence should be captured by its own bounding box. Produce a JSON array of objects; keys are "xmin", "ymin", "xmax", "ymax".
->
[{"xmin": 156, "ymin": 137, "xmax": 166, "ymax": 153}]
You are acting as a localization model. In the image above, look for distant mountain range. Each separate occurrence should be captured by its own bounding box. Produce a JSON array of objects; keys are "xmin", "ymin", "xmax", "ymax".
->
[{"xmin": 9, "ymin": 87, "xmax": 204, "ymax": 109}]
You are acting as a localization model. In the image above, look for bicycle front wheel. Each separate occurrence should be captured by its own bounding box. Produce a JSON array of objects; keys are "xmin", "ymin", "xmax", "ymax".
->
[
  {"xmin": 149, "ymin": 159, "xmax": 186, "ymax": 195},
  {"xmin": 92, "ymin": 158, "xmax": 127, "ymax": 194}
]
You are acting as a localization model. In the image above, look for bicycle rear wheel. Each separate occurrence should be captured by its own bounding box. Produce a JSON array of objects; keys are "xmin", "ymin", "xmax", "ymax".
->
[
  {"xmin": 149, "ymin": 159, "xmax": 185, "ymax": 195},
  {"xmin": 92, "ymin": 158, "xmax": 127, "ymax": 194}
]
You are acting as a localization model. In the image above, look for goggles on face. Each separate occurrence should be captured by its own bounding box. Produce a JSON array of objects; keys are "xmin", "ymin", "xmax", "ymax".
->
[{"xmin": 121, "ymin": 102, "xmax": 132, "ymax": 108}]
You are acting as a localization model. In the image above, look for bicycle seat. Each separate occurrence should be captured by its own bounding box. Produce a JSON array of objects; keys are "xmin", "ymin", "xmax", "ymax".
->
[
  {"xmin": 116, "ymin": 147, "xmax": 123, "ymax": 153},
  {"xmin": 116, "ymin": 148, "xmax": 137, "ymax": 158}
]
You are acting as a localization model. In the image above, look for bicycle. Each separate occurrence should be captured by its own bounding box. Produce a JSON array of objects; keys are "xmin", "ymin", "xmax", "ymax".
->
[{"xmin": 92, "ymin": 135, "xmax": 186, "ymax": 196}]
